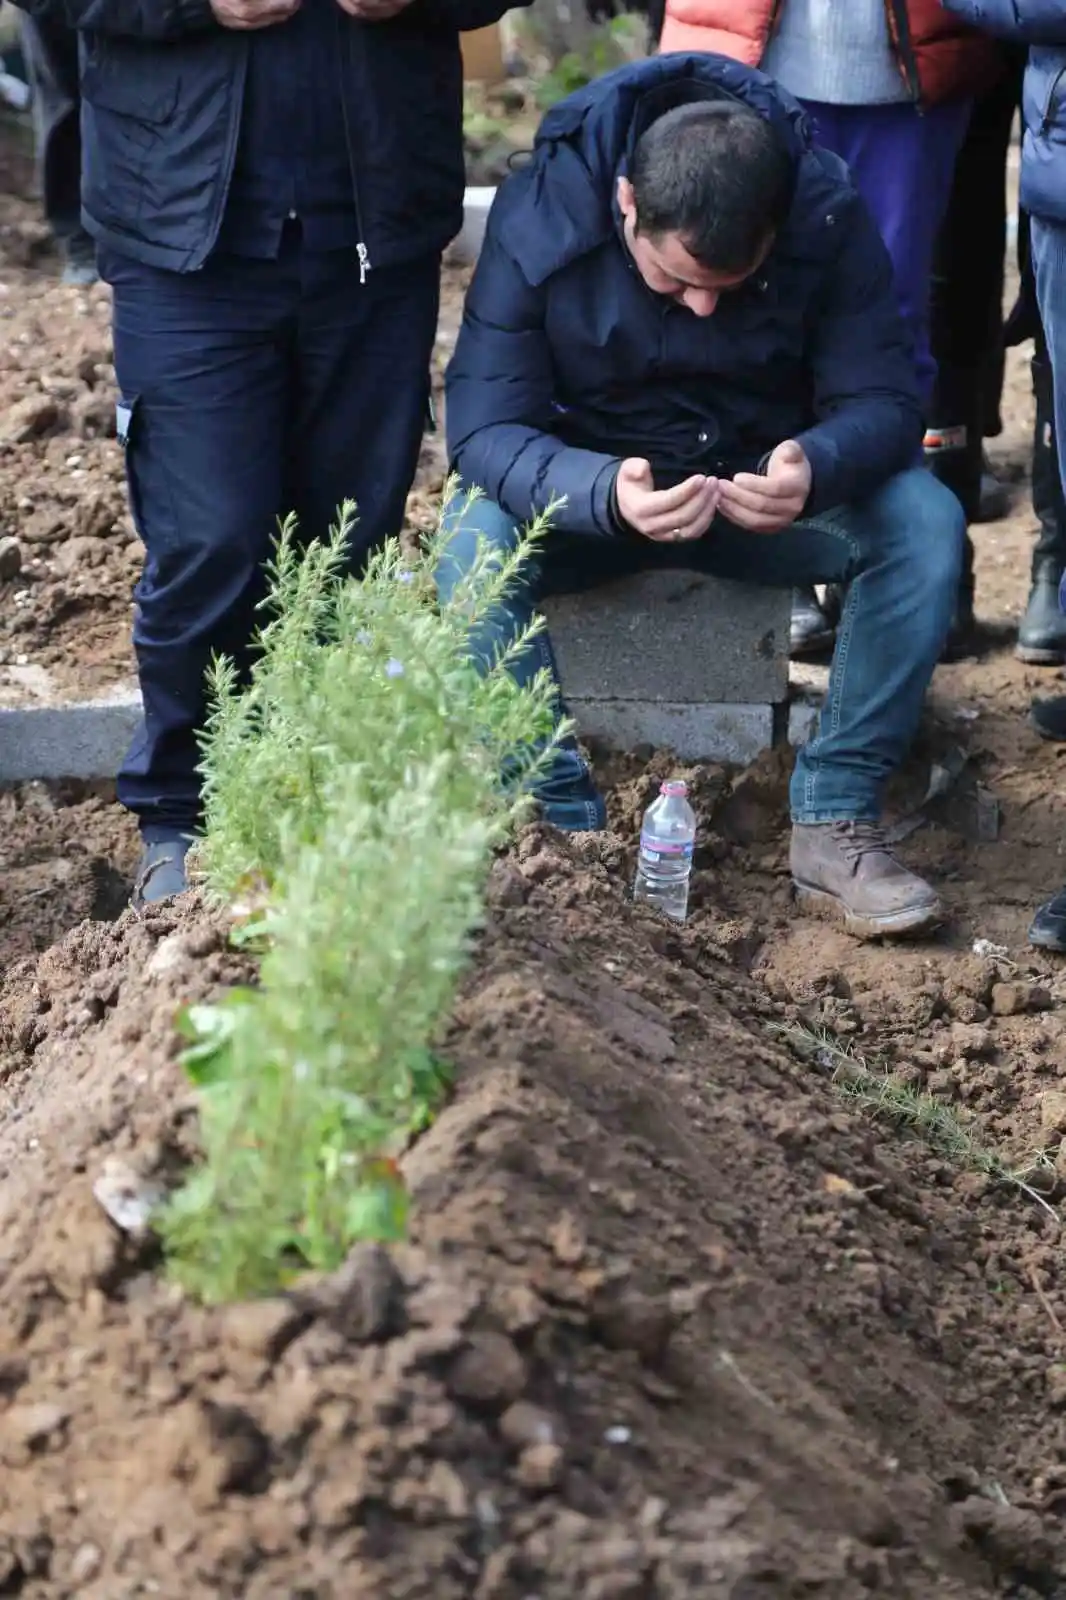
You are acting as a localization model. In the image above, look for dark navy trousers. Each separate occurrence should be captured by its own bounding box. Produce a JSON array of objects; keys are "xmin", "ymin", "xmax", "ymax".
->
[{"xmin": 101, "ymin": 230, "xmax": 440, "ymax": 833}]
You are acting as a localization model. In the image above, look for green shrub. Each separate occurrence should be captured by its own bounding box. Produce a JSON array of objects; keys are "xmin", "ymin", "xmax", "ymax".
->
[{"xmin": 159, "ymin": 493, "xmax": 562, "ymax": 1303}]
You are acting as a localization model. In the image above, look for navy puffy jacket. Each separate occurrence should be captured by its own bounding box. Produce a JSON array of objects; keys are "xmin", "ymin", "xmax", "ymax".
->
[
  {"xmin": 8, "ymin": 0, "xmax": 521, "ymax": 273},
  {"xmin": 942, "ymin": 1, "xmax": 1066, "ymax": 226},
  {"xmin": 445, "ymin": 54, "xmax": 924, "ymax": 538}
]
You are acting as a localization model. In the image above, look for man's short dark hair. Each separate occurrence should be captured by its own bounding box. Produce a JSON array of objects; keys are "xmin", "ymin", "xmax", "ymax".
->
[{"xmin": 630, "ymin": 100, "xmax": 795, "ymax": 274}]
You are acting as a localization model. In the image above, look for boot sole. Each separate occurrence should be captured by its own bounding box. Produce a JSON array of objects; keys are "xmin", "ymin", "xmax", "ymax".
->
[
  {"xmin": 1016, "ymin": 645, "xmax": 1066, "ymax": 666},
  {"xmin": 1028, "ymin": 712, "xmax": 1066, "ymax": 744},
  {"xmin": 793, "ymin": 882, "xmax": 943, "ymax": 942}
]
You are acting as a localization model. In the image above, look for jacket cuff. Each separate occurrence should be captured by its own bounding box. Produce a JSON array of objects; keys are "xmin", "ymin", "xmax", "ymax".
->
[{"xmin": 593, "ymin": 459, "xmax": 626, "ymax": 536}]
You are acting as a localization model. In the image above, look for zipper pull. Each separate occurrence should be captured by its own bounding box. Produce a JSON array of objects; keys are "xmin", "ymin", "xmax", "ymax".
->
[{"xmin": 357, "ymin": 242, "xmax": 370, "ymax": 285}]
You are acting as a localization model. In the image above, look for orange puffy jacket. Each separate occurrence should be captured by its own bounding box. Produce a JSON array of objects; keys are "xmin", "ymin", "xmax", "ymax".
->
[{"xmin": 658, "ymin": 0, "xmax": 1000, "ymax": 106}]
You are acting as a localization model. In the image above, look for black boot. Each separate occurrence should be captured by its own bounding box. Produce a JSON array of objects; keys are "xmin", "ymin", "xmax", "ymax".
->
[
  {"xmin": 1030, "ymin": 887, "xmax": 1066, "ymax": 953},
  {"xmin": 1018, "ymin": 349, "xmax": 1066, "ymax": 663},
  {"xmin": 133, "ymin": 832, "xmax": 195, "ymax": 906},
  {"xmin": 976, "ymin": 453, "xmax": 1011, "ymax": 523},
  {"xmin": 1030, "ymin": 695, "xmax": 1066, "ymax": 742},
  {"xmin": 1018, "ymin": 560, "xmax": 1066, "ymax": 664},
  {"xmin": 790, "ymin": 586, "xmax": 835, "ymax": 658}
]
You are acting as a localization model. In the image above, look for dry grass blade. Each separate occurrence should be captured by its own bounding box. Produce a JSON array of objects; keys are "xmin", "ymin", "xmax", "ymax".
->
[{"xmin": 768, "ymin": 1021, "xmax": 1060, "ymax": 1222}]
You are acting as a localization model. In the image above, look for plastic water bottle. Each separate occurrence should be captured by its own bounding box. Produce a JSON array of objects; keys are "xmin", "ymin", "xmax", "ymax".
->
[{"xmin": 633, "ymin": 779, "xmax": 696, "ymax": 922}]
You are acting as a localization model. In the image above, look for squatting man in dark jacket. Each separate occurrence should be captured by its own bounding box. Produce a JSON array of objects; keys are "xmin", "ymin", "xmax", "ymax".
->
[
  {"xmin": 13, "ymin": 0, "xmax": 521, "ymax": 903},
  {"xmin": 440, "ymin": 53, "xmax": 966, "ymax": 943}
]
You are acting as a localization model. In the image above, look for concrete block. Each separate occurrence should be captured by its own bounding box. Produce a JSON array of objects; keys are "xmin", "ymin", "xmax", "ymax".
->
[
  {"xmin": 454, "ymin": 186, "xmax": 496, "ymax": 265},
  {"xmin": 543, "ymin": 569, "xmax": 790, "ymax": 706},
  {"xmin": 569, "ymin": 698, "xmax": 775, "ymax": 763},
  {"xmin": 0, "ymin": 684, "xmax": 141, "ymax": 782},
  {"xmin": 789, "ymin": 694, "xmax": 821, "ymax": 748}
]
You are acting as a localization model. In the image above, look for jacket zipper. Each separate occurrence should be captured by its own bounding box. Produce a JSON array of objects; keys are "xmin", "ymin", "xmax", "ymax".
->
[
  {"xmin": 1041, "ymin": 65, "xmax": 1066, "ymax": 133},
  {"xmin": 883, "ymin": 0, "xmax": 923, "ymax": 111},
  {"xmin": 336, "ymin": 8, "xmax": 372, "ymax": 282}
]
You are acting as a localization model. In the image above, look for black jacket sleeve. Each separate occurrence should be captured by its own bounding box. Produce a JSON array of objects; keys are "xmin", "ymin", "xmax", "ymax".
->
[{"xmin": 8, "ymin": 0, "xmax": 216, "ymax": 38}]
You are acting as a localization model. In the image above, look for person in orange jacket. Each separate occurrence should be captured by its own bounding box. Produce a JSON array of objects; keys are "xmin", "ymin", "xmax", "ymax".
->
[{"xmin": 657, "ymin": 0, "xmax": 999, "ymax": 658}]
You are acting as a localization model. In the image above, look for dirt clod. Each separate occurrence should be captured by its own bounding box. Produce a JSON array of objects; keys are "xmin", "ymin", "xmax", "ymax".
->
[{"xmin": 447, "ymin": 1331, "xmax": 528, "ymax": 1411}]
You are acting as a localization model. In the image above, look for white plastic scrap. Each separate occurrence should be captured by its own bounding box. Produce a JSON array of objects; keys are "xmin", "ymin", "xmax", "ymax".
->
[
  {"xmin": 92, "ymin": 1158, "xmax": 165, "ymax": 1234},
  {"xmin": 972, "ymin": 939, "xmax": 1009, "ymax": 961}
]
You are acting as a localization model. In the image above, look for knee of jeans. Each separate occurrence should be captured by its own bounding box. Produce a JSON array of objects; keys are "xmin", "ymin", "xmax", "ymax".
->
[
  {"xmin": 873, "ymin": 468, "xmax": 965, "ymax": 591},
  {"xmin": 436, "ymin": 483, "xmax": 524, "ymax": 601}
]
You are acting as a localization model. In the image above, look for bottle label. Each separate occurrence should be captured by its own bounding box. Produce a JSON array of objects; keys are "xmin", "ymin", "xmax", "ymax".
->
[{"xmin": 639, "ymin": 835, "xmax": 693, "ymax": 865}]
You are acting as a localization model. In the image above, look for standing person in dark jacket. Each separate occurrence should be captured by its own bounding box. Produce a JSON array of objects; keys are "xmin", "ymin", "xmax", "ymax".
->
[
  {"xmin": 440, "ymin": 54, "xmax": 965, "ymax": 942},
  {"xmin": 943, "ymin": 0, "xmax": 1066, "ymax": 950},
  {"xmin": 17, "ymin": 12, "xmax": 97, "ymax": 283},
  {"xmin": 10, "ymin": 0, "xmax": 521, "ymax": 903}
]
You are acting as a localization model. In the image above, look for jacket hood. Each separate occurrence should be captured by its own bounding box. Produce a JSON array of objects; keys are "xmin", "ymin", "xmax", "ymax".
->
[{"xmin": 494, "ymin": 53, "xmax": 818, "ymax": 286}]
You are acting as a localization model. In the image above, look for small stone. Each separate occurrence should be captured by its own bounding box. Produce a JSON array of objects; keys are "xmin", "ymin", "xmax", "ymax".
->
[
  {"xmin": 69, "ymin": 1543, "xmax": 103, "ymax": 1585},
  {"xmin": 146, "ymin": 932, "xmax": 191, "ymax": 978},
  {"xmin": 1040, "ymin": 1091, "xmax": 1066, "ymax": 1136},
  {"xmin": 0, "ymin": 537, "xmax": 22, "ymax": 581},
  {"xmin": 992, "ymin": 981, "xmax": 1053, "ymax": 1017},
  {"xmin": 499, "ymin": 1401, "xmax": 557, "ymax": 1452},
  {"xmin": 4, "ymin": 395, "xmax": 64, "ymax": 443},
  {"xmin": 308, "ymin": 1243, "xmax": 404, "ymax": 1342},
  {"xmin": 3, "ymin": 1402, "xmax": 69, "ymax": 1458},
  {"xmin": 447, "ymin": 1332, "xmax": 527, "ymax": 1411},
  {"xmin": 591, "ymin": 1290, "xmax": 678, "ymax": 1364},
  {"xmin": 515, "ymin": 1442, "xmax": 564, "ymax": 1491},
  {"xmin": 949, "ymin": 1023, "xmax": 996, "ymax": 1061},
  {"xmin": 549, "ymin": 1211, "xmax": 586, "ymax": 1265},
  {"xmin": 1046, "ymin": 1367, "xmax": 1066, "ymax": 1409},
  {"xmin": 219, "ymin": 1298, "xmax": 308, "ymax": 1363}
]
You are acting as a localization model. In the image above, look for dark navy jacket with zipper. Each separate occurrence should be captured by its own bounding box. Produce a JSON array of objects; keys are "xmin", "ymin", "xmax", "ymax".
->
[
  {"xmin": 9, "ymin": 0, "xmax": 521, "ymax": 273},
  {"xmin": 942, "ymin": 1, "xmax": 1066, "ymax": 226},
  {"xmin": 445, "ymin": 53, "xmax": 924, "ymax": 540}
]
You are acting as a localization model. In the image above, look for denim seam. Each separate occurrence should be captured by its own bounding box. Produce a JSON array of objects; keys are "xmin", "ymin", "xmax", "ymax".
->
[{"xmin": 791, "ymin": 520, "xmax": 862, "ymax": 822}]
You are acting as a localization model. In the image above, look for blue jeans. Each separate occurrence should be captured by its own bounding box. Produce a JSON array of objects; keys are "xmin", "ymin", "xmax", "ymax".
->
[{"xmin": 438, "ymin": 469, "xmax": 964, "ymax": 830}]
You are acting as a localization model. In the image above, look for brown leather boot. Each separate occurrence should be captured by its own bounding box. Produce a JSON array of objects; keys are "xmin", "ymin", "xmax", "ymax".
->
[{"xmin": 790, "ymin": 821, "xmax": 943, "ymax": 941}]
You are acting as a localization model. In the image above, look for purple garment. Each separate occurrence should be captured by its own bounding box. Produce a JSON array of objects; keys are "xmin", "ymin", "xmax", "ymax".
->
[{"xmin": 800, "ymin": 99, "xmax": 973, "ymax": 404}]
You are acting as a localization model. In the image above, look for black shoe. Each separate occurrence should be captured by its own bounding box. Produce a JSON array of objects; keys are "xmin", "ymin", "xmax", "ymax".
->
[
  {"xmin": 61, "ymin": 231, "xmax": 99, "ymax": 288},
  {"xmin": 974, "ymin": 461, "xmax": 1011, "ymax": 524},
  {"xmin": 1029, "ymin": 887, "xmax": 1066, "ymax": 952},
  {"xmin": 1030, "ymin": 695, "xmax": 1066, "ymax": 743},
  {"xmin": 1017, "ymin": 564, "xmax": 1066, "ymax": 664},
  {"xmin": 133, "ymin": 833, "xmax": 194, "ymax": 907},
  {"xmin": 941, "ymin": 548, "xmax": 977, "ymax": 663},
  {"xmin": 790, "ymin": 587, "xmax": 835, "ymax": 658}
]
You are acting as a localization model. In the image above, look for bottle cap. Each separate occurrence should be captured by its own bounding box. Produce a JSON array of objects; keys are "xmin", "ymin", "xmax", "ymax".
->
[{"xmin": 661, "ymin": 779, "xmax": 688, "ymax": 797}]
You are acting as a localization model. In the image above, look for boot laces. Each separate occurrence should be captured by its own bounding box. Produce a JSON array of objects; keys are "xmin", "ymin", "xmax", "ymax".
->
[{"xmin": 829, "ymin": 820, "xmax": 895, "ymax": 866}]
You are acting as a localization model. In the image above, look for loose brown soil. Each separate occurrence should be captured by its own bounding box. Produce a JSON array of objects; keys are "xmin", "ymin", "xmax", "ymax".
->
[{"xmin": 6, "ymin": 114, "xmax": 1066, "ymax": 1600}]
